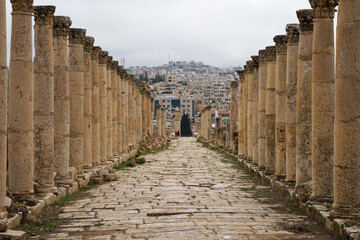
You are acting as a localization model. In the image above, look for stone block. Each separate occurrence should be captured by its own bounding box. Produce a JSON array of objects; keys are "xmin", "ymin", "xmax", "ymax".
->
[
  {"xmin": 104, "ymin": 173, "xmax": 118, "ymax": 181},
  {"xmin": 0, "ymin": 230, "xmax": 26, "ymax": 240}
]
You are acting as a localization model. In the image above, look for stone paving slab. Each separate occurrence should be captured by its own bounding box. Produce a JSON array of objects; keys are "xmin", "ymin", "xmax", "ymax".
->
[{"xmin": 38, "ymin": 138, "xmax": 334, "ymax": 240}]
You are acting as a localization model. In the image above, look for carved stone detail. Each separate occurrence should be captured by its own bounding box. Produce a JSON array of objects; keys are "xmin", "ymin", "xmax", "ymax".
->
[
  {"xmin": 84, "ymin": 36, "xmax": 94, "ymax": 53},
  {"xmin": 309, "ymin": 0, "xmax": 338, "ymax": 19},
  {"xmin": 245, "ymin": 61, "xmax": 254, "ymax": 74},
  {"xmin": 230, "ymin": 81, "xmax": 238, "ymax": 89},
  {"xmin": 33, "ymin": 6, "xmax": 55, "ymax": 25},
  {"xmin": 236, "ymin": 70, "xmax": 245, "ymax": 81},
  {"xmin": 106, "ymin": 56, "xmax": 113, "ymax": 69},
  {"xmin": 296, "ymin": 9, "xmax": 314, "ymax": 32},
  {"xmin": 286, "ymin": 24, "xmax": 300, "ymax": 44},
  {"xmin": 10, "ymin": 0, "xmax": 33, "ymax": 13},
  {"xmin": 98, "ymin": 51, "xmax": 108, "ymax": 65},
  {"xmin": 112, "ymin": 61, "xmax": 118, "ymax": 71},
  {"xmin": 273, "ymin": 35, "xmax": 288, "ymax": 54},
  {"xmin": 259, "ymin": 50, "xmax": 267, "ymax": 65},
  {"xmin": 69, "ymin": 28, "xmax": 86, "ymax": 45},
  {"xmin": 53, "ymin": 16, "xmax": 71, "ymax": 37},
  {"xmin": 251, "ymin": 56, "xmax": 259, "ymax": 69},
  {"xmin": 91, "ymin": 46, "xmax": 101, "ymax": 61},
  {"xmin": 265, "ymin": 46, "xmax": 276, "ymax": 62}
]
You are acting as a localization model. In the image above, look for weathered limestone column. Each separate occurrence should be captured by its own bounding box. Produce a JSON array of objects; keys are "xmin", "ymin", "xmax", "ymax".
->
[
  {"xmin": 230, "ymin": 81, "xmax": 238, "ymax": 152},
  {"xmin": 237, "ymin": 70, "xmax": 245, "ymax": 157},
  {"xmin": 91, "ymin": 46, "xmax": 101, "ymax": 165},
  {"xmin": 265, "ymin": 46, "xmax": 276, "ymax": 174},
  {"xmin": 53, "ymin": 16, "xmax": 72, "ymax": 183},
  {"xmin": 243, "ymin": 65, "xmax": 249, "ymax": 158},
  {"xmin": 8, "ymin": 0, "xmax": 34, "ymax": 194},
  {"xmin": 296, "ymin": 10, "xmax": 313, "ymax": 186},
  {"xmin": 150, "ymin": 98, "xmax": 154, "ymax": 136},
  {"xmin": 174, "ymin": 107, "xmax": 181, "ymax": 133},
  {"xmin": 98, "ymin": 51, "xmax": 108, "ymax": 161},
  {"xmin": 258, "ymin": 50, "xmax": 268, "ymax": 169},
  {"xmin": 274, "ymin": 35, "xmax": 288, "ymax": 177},
  {"xmin": 161, "ymin": 108, "xmax": 166, "ymax": 138},
  {"xmin": 111, "ymin": 61, "xmax": 118, "ymax": 156},
  {"xmin": 117, "ymin": 66, "xmax": 123, "ymax": 154},
  {"xmin": 106, "ymin": 56, "xmax": 113, "ymax": 157},
  {"xmin": 156, "ymin": 105, "xmax": 162, "ymax": 137},
  {"xmin": 333, "ymin": 0, "xmax": 360, "ymax": 215},
  {"xmin": 0, "ymin": 0, "xmax": 7, "ymax": 216},
  {"xmin": 252, "ymin": 56, "xmax": 259, "ymax": 165},
  {"xmin": 246, "ymin": 61, "xmax": 254, "ymax": 160},
  {"xmin": 310, "ymin": 0, "xmax": 338, "ymax": 201},
  {"xmin": 128, "ymin": 78, "xmax": 134, "ymax": 147},
  {"xmin": 33, "ymin": 5, "xmax": 56, "ymax": 193},
  {"xmin": 83, "ymin": 36, "xmax": 94, "ymax": 167},
  {"xmin": 137, "ymin": 84, "xmax": 142, "ymax": 144},
  {"xmin": 285, "ymin": 24, "xmax": 300, "ymax": 182},
  {"xmin": 122, "ymin": 72, "xmax": 129, "ymax": 152},
  {"xmin": 69, "ymin": 28, "xmax": 86, "ymax": 174}
]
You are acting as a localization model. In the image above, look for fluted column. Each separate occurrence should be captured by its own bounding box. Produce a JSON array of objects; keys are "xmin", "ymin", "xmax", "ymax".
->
[
  {"xmin": 117, "ymin": 66, "xmax": 123, "ymax": 154},
  {"xmin": 111, "ymin": 61, "xmax": 118, "ymax": 156},
  {"xmin": 33, "ymin": 6, "xmax": 56, "ymax": 193},
  {"xmin": 8, "ymin": 0, "xmax": 34, "ymax": 194},
  {"xmin": 310, "ymin": 0, "xmax": 338, "ymax": 201},
  {"xmin": 106, "ymin": 56, "xmax": 113, "ymax": 157},
  {"xmin": 252, "ymin": 56, "xmax": 259, "ymax": 165},
  {"xmin": 265, "ymin": 46, "xmax": 276, "ymax": 174},
  {"xmin": 91, "ymin": 46, "xmax": 101, "ymax": 165},
  {"xmin": 258, "ymin": 50, "xmax": 268, "ymax": 169},
  {"xmin": 285, "ymin": 24, "xmax": 300, "ymax": 182},
  {"xmin": 296, "ymin": 10, "xmax": 313, "ymax": 186},
  {"xmin": 83, "ymin": 36, "xmax": 94, "ymax": 168},
  {"xmin": 69, "ymin": 28, "xmax": 86, "ymax": 174},
  {"xmin": 333, "ymin": 0, "xmax": 360, "ymax": 215},
  {"xmin": 237, "ymin": 71, "xmax": 245, "ymax": 157},
  {"xmin": 0, "ymin": 0, "xmax": 7, "ymax": 215},
  {"xmin": 53, "ymin": 16, "xmax": 71, "ymax": 183},
  {"xmin": 98, "ymin": 51, "xmax": 108, "ymax": 161},
  {"xmin": 274, "ymin": 35, "xmax": 288, "ymax": 177},
  {"xmin": 230, "ymin": 81, "xmax": 238, "ymax": 152}
]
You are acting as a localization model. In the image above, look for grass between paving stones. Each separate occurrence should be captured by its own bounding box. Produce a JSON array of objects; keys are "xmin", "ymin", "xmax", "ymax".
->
[{"xmin": 16, "ymin": 181, "xmax": 100, "ymax": 237}]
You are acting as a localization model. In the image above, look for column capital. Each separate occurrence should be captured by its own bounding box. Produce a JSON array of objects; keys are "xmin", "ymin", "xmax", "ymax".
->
[
  {"xmin": 53, "ymin": 16, "xmax": 71, "ymax": 37},
  {"xmin": 84, "ymin": 36, "xmax": 94, "ymax": 53},
  {"xmin": 296, "ymin": 9, "xmax": 314, "ymax": 32},
  {"xmin": 112, "ymin": 61, "xmax": 118, "ymax": 71},
  {"xmin": 106, "ymin": 56, "xmax": 113, "ymax": 69},
  {"xmin": 245, "ymin": 61, "xmax": 254, "ymax": 74},
  {"xmin": 91, "ymin": 46, "xmax": 101, "ymax": 61},
  {"xmin": 33, "ymin": 6, "xmax": 55, "ymax": 25},
  {"xmin": 69, "ymin": 28, "xmax": 86, "ymax": 45},
  {"xmin": 265, "ymin": 46, "xmax": 276, "ymax": 62},
  {"xmin": 236, "ymin": 70, "xmax": 245, "ymax": 81},
  {"xmin": 309, "ymin": 0, "xmax": 338, "ymax": 19},
  {"xmin": 230, "ymin": 81, "xmax": 238, "ymax": 89},
  {"xmin": 286, "ymin": 24, "xmax": 300, "ymax": 44},
  {"xmin": 98, "ymin": 51, "xmax": 108, "ymax": 64},
  {"xmin": 258, "ymin": 50, "xmax": 267, "ymax": 65},
  {"xmin": 273, "ymin": 35, "xmax": 288, "ymax": 54},
  {"xmin": 10, "ymin": 0, "xmax": 33, "ymax": 13},
  {"xmin": 251, "ymin": 56, "xmax": 259, "ymax": 69}
]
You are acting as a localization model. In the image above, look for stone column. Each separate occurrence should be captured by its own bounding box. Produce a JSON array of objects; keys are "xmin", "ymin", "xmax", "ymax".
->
[
  {"xmin": 174, "ymin": 107, "xmax": 181, "ymax": 133},
  {"xmin": 230, "ymin": 81, "xmax": 238, "ymax": 152},
  {"xmin": 137, "ymin": 85, "xmax": 142, "ymax": 144},
  {"xmin": 33, "ymin": 5, "xmax": 56, "ymax": 193},
  {"xmin": 265, "ymin": 46, "xmax": 276, "ymax": 174},
  {"xmin": 111, "ymin": 61, "xmax": 118, "ymax": 156},
  {"xmin": 8, "ymin": 0, "xmax": 34, "ymax": 194},
  {"xmin": 296, "ymin": 10, "xmax": 313, "ymax": 186},
  {"xmin": 237, "ymin": 70, "xmax": 245, "ymax": 157},
  {"xmin": 243, "ymin": 65, "xmax": 249, "ymax": 158},
  {"xmin": 161, "ymin": 108, "xmax": 166, "ymax": 138},
  {"xmin": 150, "ymin": 98, "xmax": 154, "ymax": 136},
  {"xmin": 333, "ymin": 0, "xmax": 360, "ymax": 215},
  {"xmin": 258, "ymin": 50, "xmax": 268, "ymax": 169},
  {"xmin": 156, "ymin": 104, "xmax": 162, "ymax": 137},
  {"xmin": 128, "ymin": 78, "xmax": 133, "ymax": 147},
  {"xmin": 53, "ymin": 16, "xmax": 71, "ymax": 184},
  {"xmin": 309, "ymin": 0, "xmax": 338, "ymax": 201},
  {"xmin": 274, "ymin": 35, "xmax": 288, "ymax": 177},
  {"xmin": 0, "ymin": 0, "xmax": 7, "ymax": 215},
  {"xmin": 98, "ymin": 51, "xmax": 108, "ymax": 161},
  {"xmin": 83, "ymin": 36, "xmax": 94, "ymax": 168},
  {"xmin": 69, "ymin": 28, "xmax": 86, "ymax": 174},
  {"xmin": 246, "ymin": 61, "xmax": 254, "ymax": 160},
  {"xmin": 285, "ymin": 24, "xmax": 299, "ymax": 182},
  {"xmin": 122, "ymin": 73, "xmax": 129, "ymax": 152},
  {"xmin": 252, "ymin": 56, "xmax": 259, "ymax": 165},
  {"xmin": 106, "ymin": 56, "xmax": 113, "ymax": 157},
  {"xmin": 117, "ymin": 66, "xmax": 123, "ymax": 154},
  {"xmin": 91, "ymin": 46, "xmax": 101, "ymax": 165}
]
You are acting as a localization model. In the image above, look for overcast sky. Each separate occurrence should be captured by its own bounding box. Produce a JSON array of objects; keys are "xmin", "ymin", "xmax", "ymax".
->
[{"xmin": 5, "ymin": 0, "xmax": 327, "ymax": 68}]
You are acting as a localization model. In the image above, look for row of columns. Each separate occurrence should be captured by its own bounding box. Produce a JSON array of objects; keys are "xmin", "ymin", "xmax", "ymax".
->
[
  {"xmin": 0, "ymin": 0, "xmax": 156, "ymax": 225},
  {"xmin": 233, "ymin": 0, "xmax": 360, "ymax": 216}
]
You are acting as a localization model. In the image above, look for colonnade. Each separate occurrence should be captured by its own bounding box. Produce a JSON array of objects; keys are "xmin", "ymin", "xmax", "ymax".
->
[
  {"xmin": 0, "ymin": 0, "xmax": 158, "ymax": 230},
  {"xmin": 200, "ymin": 0, "xmax": 360, "ymax": 217}
]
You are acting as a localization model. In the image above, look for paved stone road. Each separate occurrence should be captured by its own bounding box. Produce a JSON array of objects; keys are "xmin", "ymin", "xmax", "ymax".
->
[{"xmin": 40, "ymin": 138, "xmax": 333, "ymax": 240}]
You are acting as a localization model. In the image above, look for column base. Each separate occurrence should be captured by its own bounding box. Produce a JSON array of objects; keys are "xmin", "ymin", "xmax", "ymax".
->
[
  {"xmin": 34, "ymin": 182, "xmax": 56, "ymax": 194},
  {"xmin": 331, "ymin": 204, "xmax": 360, "ymax": 218}
]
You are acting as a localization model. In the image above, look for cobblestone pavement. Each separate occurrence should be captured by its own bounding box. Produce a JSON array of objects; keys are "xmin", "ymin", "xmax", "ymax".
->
[{"xmin": 40, "ymin": 138, "xmax": 334, "ymax": 240}]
